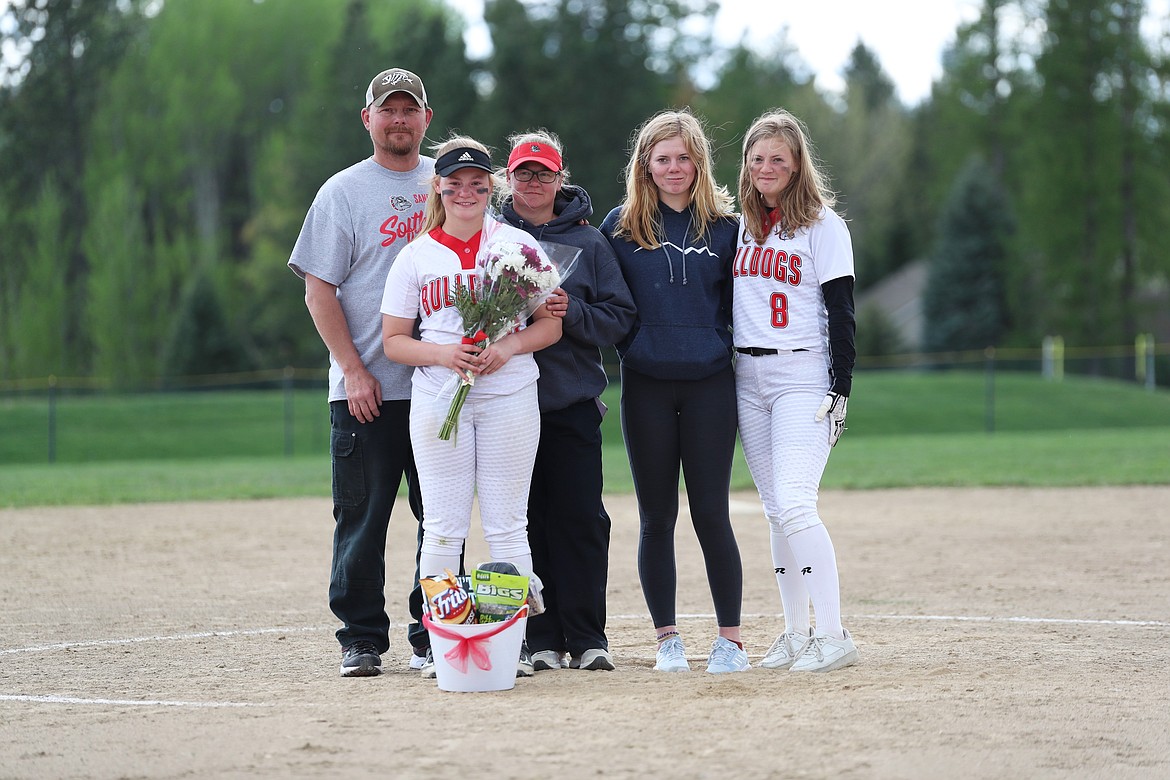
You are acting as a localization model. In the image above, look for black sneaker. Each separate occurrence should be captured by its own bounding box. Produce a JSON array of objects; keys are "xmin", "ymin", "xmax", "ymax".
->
[
  {"xmin": 339, "ymin": 641, "xmax": 382, "ymax": 677},
  {"xmin": 517, "ymin": 641, "xmax": 535, "ymax": 678}
]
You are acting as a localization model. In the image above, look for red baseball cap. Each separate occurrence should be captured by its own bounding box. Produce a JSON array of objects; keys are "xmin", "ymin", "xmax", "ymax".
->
[{"xmin": 507, "ymin": 142, "xmax": 563, "ymax": 173}]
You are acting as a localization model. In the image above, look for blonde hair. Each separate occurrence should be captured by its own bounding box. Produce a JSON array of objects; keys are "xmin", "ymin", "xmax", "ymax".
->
[
  {"xmin": 613, "ymin": 109, "xmax": 735, "ymax": 250},
  {"xmin": 738, "ymin": 109, "xmax": 836, "ymax": 245},
  {"xmin": 501, "ymin": 128, "xmax": 572, "ymax": 187},
  {"xmin": 417, "ymin": 134, "xmax": 500, "ymax": 237}
]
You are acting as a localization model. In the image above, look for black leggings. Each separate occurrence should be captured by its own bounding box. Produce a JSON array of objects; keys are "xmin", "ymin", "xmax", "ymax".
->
[{"xmin": 619, "ymin": 364, "xmax": 743, "ymax": 629}]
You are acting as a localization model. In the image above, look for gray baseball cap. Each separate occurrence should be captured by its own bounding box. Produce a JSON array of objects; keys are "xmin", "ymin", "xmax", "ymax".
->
[{"xmin": 365, "ymin": 68, "xmax": 428, "ymax": 109}]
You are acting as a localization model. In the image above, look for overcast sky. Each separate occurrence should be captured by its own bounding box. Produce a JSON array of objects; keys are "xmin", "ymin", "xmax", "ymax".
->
[
  {"xmin": 449, "ymin": 0, "xmax": 1170, "ymax": 106},
  {"xmin": 2, "ymin": 1, "xmax": 1167, "ymax": 106}
]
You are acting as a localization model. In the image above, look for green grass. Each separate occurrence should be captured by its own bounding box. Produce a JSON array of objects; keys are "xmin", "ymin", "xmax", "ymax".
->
[{"xmin": 2, "ymin": 370, "xmax": 1169, "ymax": 507}]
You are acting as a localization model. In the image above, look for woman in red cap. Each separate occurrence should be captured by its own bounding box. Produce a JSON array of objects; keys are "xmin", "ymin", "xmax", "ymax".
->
[{"xmin": 499, "ymin": 130, "xmax": 636, "ymax": 672}]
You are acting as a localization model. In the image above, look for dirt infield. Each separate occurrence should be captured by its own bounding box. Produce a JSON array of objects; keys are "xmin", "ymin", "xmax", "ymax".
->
[{"xmin": 2, "ymin": 487, "xmax": 1168, "ymax": 779}]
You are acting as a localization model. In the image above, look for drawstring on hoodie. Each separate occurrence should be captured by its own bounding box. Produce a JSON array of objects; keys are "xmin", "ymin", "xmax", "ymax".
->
[{"xmin": 662, "ymin": 211, "xmax": 694, "ymax": 285}]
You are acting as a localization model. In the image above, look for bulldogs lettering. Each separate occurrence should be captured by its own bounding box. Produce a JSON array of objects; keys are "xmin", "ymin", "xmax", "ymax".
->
[
  {"xmin": 420, "ymin": 274, "xmax": 479, "ymax": 317},
  {"xmin": 732, "ymin": 244, "xmax": 802, "ymax": 285}
]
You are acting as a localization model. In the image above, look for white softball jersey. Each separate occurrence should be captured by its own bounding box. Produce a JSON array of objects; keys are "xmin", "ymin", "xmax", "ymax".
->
[
  {"xmin": 731, "ymin": 207, "xmax": 854, "ymax": 351},
  {"xmin": 384, "ymin": 220, "xmax": 548, "ymax": 567},
  {"xmin": 381, "ymin": 222, "xmax": 548, "ymax": 397}
]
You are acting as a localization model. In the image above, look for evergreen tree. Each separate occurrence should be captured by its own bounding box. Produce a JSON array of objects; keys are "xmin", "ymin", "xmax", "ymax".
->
[
  {"xmin": 830, "ymin": 42, "xmax": 914, "ymax": 287},
  {"xmin": 915, "ymin": 0, "xmax": 1035, "ymax": 277},
  {"xmin": 1017, "ymin": 0, "xmax": 1136, "ymax": 349},
  {"xmin": 923, "ymin": 158, "xmax": 1015, "ymax": 353}
]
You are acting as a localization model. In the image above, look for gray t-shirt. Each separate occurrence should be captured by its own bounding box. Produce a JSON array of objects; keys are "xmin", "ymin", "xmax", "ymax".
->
[{"xmin": 288, "ymin": 156, "xmax": 435, "ymax": 402}]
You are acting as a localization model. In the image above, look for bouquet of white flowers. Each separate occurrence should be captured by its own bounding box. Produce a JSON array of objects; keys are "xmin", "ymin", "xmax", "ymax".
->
[{"xmin": 438, "ymin": 216, "xmax": 580, "ymax": 441}]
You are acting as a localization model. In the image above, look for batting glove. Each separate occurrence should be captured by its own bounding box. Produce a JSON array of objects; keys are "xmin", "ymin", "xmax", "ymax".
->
[{"xmin": 814, "ymin": 391, "xmax": 848, "ymax": 447}]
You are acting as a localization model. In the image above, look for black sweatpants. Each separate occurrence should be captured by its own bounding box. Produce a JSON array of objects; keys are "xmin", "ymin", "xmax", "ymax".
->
[{"xmin": 526, "ymin": 398, "xmax": 611, "ymax": 656}]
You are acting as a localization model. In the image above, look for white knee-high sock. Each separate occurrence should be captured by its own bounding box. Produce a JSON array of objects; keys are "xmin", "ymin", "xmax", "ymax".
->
[
  {"xmin": 770, "ymin": 519, "xmax": 811, "ymax": 636},
  {"xmin": 418, "ymin": 551, "xmax": 462, "ymax": 581},
  {"xmin": 786, "ymin": 524, "xmax": 844, "ymax": 640}
]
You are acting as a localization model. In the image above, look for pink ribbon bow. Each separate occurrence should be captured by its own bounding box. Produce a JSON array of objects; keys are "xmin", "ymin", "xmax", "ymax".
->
[{"xmin": 422, "ymin": 605, "xmax": 529, "ymax": 674}]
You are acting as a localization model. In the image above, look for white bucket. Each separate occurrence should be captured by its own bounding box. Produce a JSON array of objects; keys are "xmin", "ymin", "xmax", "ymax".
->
[{"xmin": 422, "ymin": 605, "xmax": 529, "ymax": 692}]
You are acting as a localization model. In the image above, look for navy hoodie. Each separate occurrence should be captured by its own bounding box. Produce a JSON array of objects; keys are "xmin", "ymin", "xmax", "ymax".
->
[
  {"xmin": 599, "ymin": 201, "xmax": 737, "ymax": 380},
  {"xmin": 502, "ymin": 185, "xmax": 637, "ymax": 412}
]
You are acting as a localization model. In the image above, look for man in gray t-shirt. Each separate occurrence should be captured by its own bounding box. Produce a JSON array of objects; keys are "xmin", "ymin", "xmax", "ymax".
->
[{"xmin": 288, "ymin": 67, "xmax": 434, "ymax": 678}]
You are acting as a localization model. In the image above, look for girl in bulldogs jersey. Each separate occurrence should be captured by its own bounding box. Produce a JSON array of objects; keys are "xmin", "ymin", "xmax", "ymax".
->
[
  {"xmin": 733, "ymin": 110, "xmax": 859, "ymax": 673},
  {"xmin": 381, "ymin": 136, "xmax": 562, "ymax": 677}
]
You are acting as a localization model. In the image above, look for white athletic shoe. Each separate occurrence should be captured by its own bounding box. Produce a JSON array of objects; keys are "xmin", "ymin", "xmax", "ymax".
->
[
  {"xmin": 789, "ymin": 629, "xmax": 859, "ymax": 673},
  {"xmin": 419, "ymin": 648, "xmax": 436, "ymax": 679},
  {"xmin": 654, "ymin": 636, "xmax": 690, "ymax": 672},
  {"xmin": 760, "ymin": 630, "xmax": 811, "ymax": 670},
  {"xmin": 571, "ymin": 648, "xmax": 615, "ymax": 671},
  {"xmin": 705, "ymin": 636, "xmax": 750, "ymax": 674},
  {"xmin": 532, "ymin": 650, "xmax": 566, "ymax": 671}
]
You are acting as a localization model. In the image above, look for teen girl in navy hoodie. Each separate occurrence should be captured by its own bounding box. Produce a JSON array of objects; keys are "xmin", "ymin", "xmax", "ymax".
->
[{"xmin": 599, "ymin": 109, "xmax": 748, "ymax": 675}]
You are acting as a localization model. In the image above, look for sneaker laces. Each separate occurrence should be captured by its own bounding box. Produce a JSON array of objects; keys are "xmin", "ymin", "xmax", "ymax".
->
[
  {"xmin": 767, "ymin": 631, "xmax": 807, "ymax": 657},
  {"xmin": 346, "ymin": 640, "xmax": 378, "ymax": 657},
  {"xmin": 658, "ymin": 636, "xmax": 685, "ymax": 660},
  {"xmin": 709, "ymin": 639, "xmax": 741, "ymax": 666},
  {"xmin": 766, "ymin": 633, "xmax": 793, "ymax": 657},
  {"xmin": 802, "ymin": 635, "xmax": 827, "ymax": 662}
]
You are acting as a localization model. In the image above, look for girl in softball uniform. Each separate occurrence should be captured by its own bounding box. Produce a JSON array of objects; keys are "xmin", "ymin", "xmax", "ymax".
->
[
  {"xmin": 733, "ymin": 109, "xmax": 859, "ymax": 672},
  {"xmin": 381, "ymin": 136, "xmax": 562, "ymax": 674}
]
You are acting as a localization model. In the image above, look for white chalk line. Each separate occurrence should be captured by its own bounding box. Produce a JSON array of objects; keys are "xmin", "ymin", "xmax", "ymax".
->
[
  {"xmin": 620, "ymin": 612, "xmax": 1169, "ymax": 627},
  {"xmin": 4, "ymin": 612, "xmax": 1164, "ymax": 658},
  {"xmin": 0, "ymin": 694, "xmax": 262, "ymax": 708},
  {"xmin": 2, "ymin": 612, "xmax": 1163, "ymax": 710},
  {"xmin": 847, "ymin": 613, "xmax": 1168, "ymax": 627},
  {"xmin": 1, "ymin": 625, "xmax": 333, "ymax": 655}
]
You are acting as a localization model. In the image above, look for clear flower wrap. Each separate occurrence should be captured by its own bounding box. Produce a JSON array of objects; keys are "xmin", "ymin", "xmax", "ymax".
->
[{"xmin": 436, "ymin": 215, "xmax": 581, "ymax": 441}]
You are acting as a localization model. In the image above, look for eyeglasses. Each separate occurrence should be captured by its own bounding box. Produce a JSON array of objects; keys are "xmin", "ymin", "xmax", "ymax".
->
[{"xmin": 512, "ymin": 169, "xmax": 560, "ymax": 183}]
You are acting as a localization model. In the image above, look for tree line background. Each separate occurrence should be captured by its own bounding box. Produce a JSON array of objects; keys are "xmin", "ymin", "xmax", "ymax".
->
[{"xmin": 1, "ymin": 0, "xmax": 1168, "ymax": 386}]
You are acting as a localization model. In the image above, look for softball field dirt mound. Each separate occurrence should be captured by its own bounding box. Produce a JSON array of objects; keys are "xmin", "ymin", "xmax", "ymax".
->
[{"xmin": 1, "ymin": 487, "xmax": 1167, "ymax": 779}]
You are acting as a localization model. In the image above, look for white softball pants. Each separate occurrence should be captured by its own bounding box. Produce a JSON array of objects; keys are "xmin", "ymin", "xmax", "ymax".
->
[
  {"xmin": 411, "ymin": 382, "xmax": 540, "ymax": 578},
  {"xmin": 736, "ymin": 349, "xmax": 844, "ymax": 637},
  {"xmin": 736, "ymin": 349, "xmax": 833, "ymax": 523}
]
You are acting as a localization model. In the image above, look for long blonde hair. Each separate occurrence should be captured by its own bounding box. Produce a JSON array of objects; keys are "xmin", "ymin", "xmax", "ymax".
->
[
  {"xmin": 613, "ymin": 109, "xmax": 735, "ymax": 250},
  {"xmin": 417, "ymin": 135, "xmax": 500, "ymax": 237},
  {"xmin": 738, "ymin": 109, "xmax": 836, "ymax": 245}
]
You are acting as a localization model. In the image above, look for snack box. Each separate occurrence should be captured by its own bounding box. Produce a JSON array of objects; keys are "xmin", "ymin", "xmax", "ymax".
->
[{"xmin": 469, "ymin": 568, "xmax": 529, "ymax": 623}]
